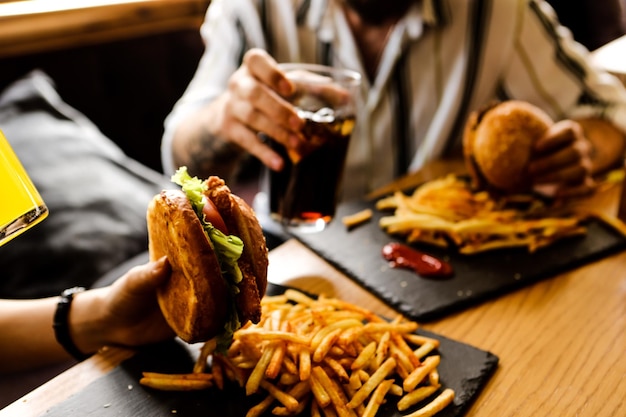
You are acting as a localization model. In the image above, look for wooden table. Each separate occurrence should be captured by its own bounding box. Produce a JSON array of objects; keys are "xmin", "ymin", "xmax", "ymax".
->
[{"xmin": 2, "ymin": 164, "xmax": 626, "ymax": 417}]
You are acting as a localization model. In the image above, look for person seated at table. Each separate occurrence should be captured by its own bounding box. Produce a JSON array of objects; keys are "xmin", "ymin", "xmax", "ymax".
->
[
  {"xmin": 161, "ymin": 0, "xmax": 626, "ymax": 246},
  {"xmin": 0, "ymin": 257, "xmax": 173, "ymax": 374}
]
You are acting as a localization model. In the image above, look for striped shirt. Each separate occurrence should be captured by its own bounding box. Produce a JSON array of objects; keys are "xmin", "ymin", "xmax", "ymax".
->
[{"xmin": 162, "ymin": 0, "xmax": 626, "ymax": 200}]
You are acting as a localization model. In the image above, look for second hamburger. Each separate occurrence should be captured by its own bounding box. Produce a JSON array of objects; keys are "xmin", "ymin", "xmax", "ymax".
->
[{"xmin": 463, "ymin": 100, "xmax": 554, "ymax": 193}]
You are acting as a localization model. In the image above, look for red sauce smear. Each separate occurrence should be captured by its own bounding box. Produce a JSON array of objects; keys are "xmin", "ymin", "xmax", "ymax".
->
[{"xmin": 382, "ymin": 242, "xmax": 453, "ymax": 278}]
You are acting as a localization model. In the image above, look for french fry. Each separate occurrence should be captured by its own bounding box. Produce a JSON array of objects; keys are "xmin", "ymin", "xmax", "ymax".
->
[
  {"xmin": 389, "ymin": 383, "xmax": 404, "ymax": 396},
  {"xmin": 299, "ymin": 348, "xmax": 312, "ymax": 381},
  {"xmin": 362, "ymin": 321, "xmax": 419, "ymax": 334},
  {"xmin": 194, "ymin": 338, "xmax": 216, "ymax": 373},
  {"xmin": 141, "ymin": 372, "xmax": 213, "ymax": 380},
  {"xmin": 347, "ymin": 357, "xmax": 396, "ymax": 409},
  {"xmin": 397, "ymin": 385, "xmax": 440, "ymax": 411},
  {"xmin": 272, "ymin": 382, "xmax": 311, "ymax": 415},
  {"xmin": 404, "ymin": 355, "xmax": 441, "ymax": 392},
  {"xmin": 139, "ymin": 374, "xmax": 213, "ymax": 391},
  {"xmin": 362, "ymin": 379, "xmax": 394, "ymax": 417},
  {"xmin": 215, "ymin": 353, "xmax": 246, "ymax": 387},
  {"xmin": 429, "ymin": 369, "xmax": 440, "ymax": 386},
  {"xmin": 266, "ymin": 341, "xmax": 286, "ymax": 379},
  {"xmin": 260, "ymin": 380, "xmax": 299, "ymax": 413},
  {"xmin": 374, "ymin": 331, "xmax": 391, "ymax": 368},
  {"xmin": 378, "ymin": 174, "xmax": 590, "ymax": 254},
  {"xmin": 348, "ymin": 371, "xmax": 362, "ymax": 390},
  {"xmin": 391, "ymin": 332, "xmax": 421, "ymax": 368},
  {"xmin": 309, "ymin": 369, "xmax": 332, "ymax": 408},
  {"xmin": 390, "ymin": 347, "xmax": 411, "ymax": 375},
  {"xmin": 413, "ymin": 341, "xmax": 437, "ymax": 359},
  {"xmin": 313, "ymin": 328, "xmax": 342, "ymax": 362},
  {"xmin": 237, "ymin": 329, "xmax": 310, "ymax": 345},
  {"xmin": 141, "ymin": 289, "xmax": 455, "ymax": 417},
  {"xmin": 342, "ymin": 208, "xmax": 373, "ymax": 229},
  {"xmin": 282, "ymin": 355, "xmax": 299, "ymax": 375},
  {"xmin": 351, "ymin": 341, "xmax": 376, "ymax": 370},
  {"xmin": 284, "ymin": 288, "xmax": 316, "ymax": 305},
  {"xmin": 272, "ymin": 396, "xmax": 310, "ymax": 416},
  {"xmin": 246, "ymin": 344, "xmax": 275, "ymax": 395},
  {"xmin": 312, "ymin": 366, "xmax": 357, "ymax": 417},
  {"xmin": 355, "ymin": 369, "xmax": 370, "ymax": 384},
  {"xmin": 323, "ymin": 356, "xmax": 350, "ymax": 383},
  {"xmin": 405, "ymin": 334, "xmax": 440, "ymax": 349},
  {"xmin": 404, "ymin": 388, "xmax": 455, "ymax": 417},
  {"xmin": 287, "ymin": 380, "xmax": 312, "ymax": 400}
]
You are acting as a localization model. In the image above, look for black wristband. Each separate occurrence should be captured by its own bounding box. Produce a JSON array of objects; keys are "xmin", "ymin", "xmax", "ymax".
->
[{"xmin": 53, "ymin": 286, "xmax": 90, "ymax": 361}]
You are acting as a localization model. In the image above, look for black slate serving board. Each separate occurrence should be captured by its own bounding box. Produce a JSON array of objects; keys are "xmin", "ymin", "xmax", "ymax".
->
[
  {"xmin": 289, "ymin": 199, "xmax": 626, "ymax": 322},
  {"xmin": 43, "ymin": 284, "xmax": 499, "ymax": 417}
]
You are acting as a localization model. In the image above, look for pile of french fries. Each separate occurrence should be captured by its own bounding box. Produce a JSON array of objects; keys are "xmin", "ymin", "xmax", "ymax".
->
[
  {"xmin": 376, "ymin": 174, "xmax": 589, "ymax": 254},
  {"xmin": 141, "ymin": 289, "xmax": 455, "ymax": 417}
]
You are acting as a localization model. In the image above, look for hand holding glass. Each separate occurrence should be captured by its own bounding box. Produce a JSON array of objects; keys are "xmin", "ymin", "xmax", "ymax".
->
[
  {"xmin": 0, "ymin": 130, "xmax": 48, "ymax": 246},
  {"xmin": 268, "ymin": 64, "xmax": 361, "ymax": 232}
]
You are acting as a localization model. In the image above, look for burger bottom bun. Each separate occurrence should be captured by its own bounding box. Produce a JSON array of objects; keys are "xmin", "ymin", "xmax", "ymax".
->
[
  {"xmin": 464, "ymin": 100, "xmax": 553, "ymax": 193},
  {"xmin": 147, "ymin": 189, "xmax": 230, "ymax": 344}
]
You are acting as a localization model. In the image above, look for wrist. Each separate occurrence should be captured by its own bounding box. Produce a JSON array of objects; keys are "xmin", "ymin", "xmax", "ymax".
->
[
  {"xmin": 53, "ymin": 287, "xmax": 91, "ymax": 361},
  {"xmin": 66, "ymin": 287, "xmax": 108, "ymax": 357}
]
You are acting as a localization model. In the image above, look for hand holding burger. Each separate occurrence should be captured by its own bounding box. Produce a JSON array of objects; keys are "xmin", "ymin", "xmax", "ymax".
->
[
  {"xmin": 528, "ymin": 119, "xmax": 595, "ymax": 197},
  {"xmin": 464, "ymin": 100, "xmax": 597, "ymax": 197},
  {"xmin": 146, "ymin": 167, "xmax": 268, "ymax": 349}
]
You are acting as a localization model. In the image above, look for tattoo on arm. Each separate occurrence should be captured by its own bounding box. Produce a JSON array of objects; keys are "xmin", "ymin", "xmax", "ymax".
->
[{"xmin": 175, "ymin": 133, "xmax": 244, "ymax": 181}]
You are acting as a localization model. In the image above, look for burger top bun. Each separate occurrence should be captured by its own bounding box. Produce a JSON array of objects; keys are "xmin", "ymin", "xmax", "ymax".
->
[{"xmin": 463, "ymin": 100, "xmax": 553, "ymax": 193}]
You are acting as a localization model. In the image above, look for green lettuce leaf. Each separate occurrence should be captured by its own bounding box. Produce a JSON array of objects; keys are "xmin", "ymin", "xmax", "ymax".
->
[{"xmin": 171, "ymin": 166, "xmax": 206, "ymax": 218}]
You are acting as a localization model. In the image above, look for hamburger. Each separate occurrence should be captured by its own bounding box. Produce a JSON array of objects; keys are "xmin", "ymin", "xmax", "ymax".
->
[
  {"xmin": 147, "ymin": 167, "xmax": 268, "ymax": 348},
  {"xmin": 463, "ymin": 100, "xmax": 554, "ymax": 193}
]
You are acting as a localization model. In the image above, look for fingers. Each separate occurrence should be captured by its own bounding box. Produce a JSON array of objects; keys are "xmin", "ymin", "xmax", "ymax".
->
[
  {"xmin": 226, "ymin": 79, "xmax": 302, "ymax": 149},
  {"xmin": 533, "ymin": 120, "xmax": 583, "ymax": 155},
  {"xmin": 530, "ymin": 146, "xmax": 592, "ymax": 183},
  {"xmin": 529, "ymin": 120, "xmax": 593, "ymax": 188},
  {"xmin": 220, "ymin": 49, "xmax": 305, "ymax": 169},
  {"xmin": 96, "ymin": 257, "xmax": 175, "ymax": 349},
  {"xmin": 239, "ymin": 49, "xmax": 304, "ymax": 140},
  {"xmin": 123, "ymin": 256, "xmax": 171, "ymax": 294},
  {"xmin": 244, "ymin": 49, "xmax": 294, "ymax": 97},
  {"xmin": 287, "ymin": 70, "xmax": 352, "ymax": 108},
  {"xmin": 532, "ymin": 161, "xmax": 591, "ymax": 186},
  {"xmin": 227, "ymin": 122, "xmax": 285, "ymax": 171}
]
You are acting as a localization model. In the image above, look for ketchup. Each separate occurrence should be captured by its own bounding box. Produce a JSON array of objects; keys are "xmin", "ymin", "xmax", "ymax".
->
[{"xmin": 382, "ymin": 242, "xmax": 453, "ymax": 278}]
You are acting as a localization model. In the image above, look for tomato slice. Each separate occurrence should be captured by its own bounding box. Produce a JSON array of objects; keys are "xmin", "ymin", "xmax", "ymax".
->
[{"xmin": 202, "ymin": 198, "xmax": 229, "ymax": 234}]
